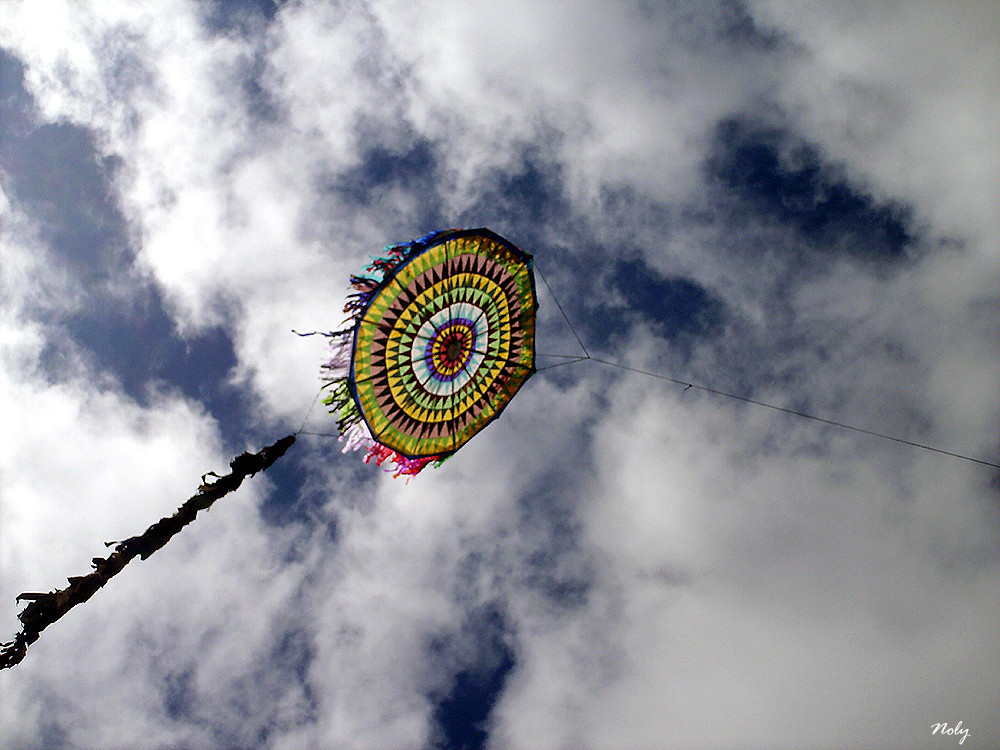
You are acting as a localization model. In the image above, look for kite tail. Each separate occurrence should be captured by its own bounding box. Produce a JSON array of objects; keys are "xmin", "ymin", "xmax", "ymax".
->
[{"xmin": 0, "ymin": 435, "xmax": 296, "ymax": 671}]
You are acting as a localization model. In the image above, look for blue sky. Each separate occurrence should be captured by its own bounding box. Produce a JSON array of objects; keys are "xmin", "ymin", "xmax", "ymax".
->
[{"xmin": 1, "ymin": 1, "xmax": 998, "ymax": 748}]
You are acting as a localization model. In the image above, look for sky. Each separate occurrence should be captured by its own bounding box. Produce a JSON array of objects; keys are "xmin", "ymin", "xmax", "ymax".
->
[{"xmin": 0, "ymin": 1, "xmax": 997, "ymax": 748}]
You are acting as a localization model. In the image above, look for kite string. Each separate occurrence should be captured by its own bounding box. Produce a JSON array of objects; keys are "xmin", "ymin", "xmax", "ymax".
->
[
  {"xmin": 586, "ymin": 358, "xmax": 1000, "ymax": 469},
  {"xmin": 535, "ymin": 264, "xmax": 590, "ymax": 359},
  {"xmin": 534, "ymin": 264, "xmax": 1000, "ymax": 471},
  {"xmin": 536, "ymin": 357, "xmax": 590, "ymax": 373},
  {"xmin": 295, "ymin": 384, "xmax": 325, "ymax": 436}
]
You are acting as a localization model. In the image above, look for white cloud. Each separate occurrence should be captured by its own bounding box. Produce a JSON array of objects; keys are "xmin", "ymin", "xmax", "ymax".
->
[
  {"xmin": 1, "ymin": 1, "xmax": 997, "ymax": 748},
  {"xmin": 750, "ymin": 0, "xmax": 1000, "ymax": 256},
  {"xmin": 369, "ymin": 1, "xmax": 787, "ymax": 206}
]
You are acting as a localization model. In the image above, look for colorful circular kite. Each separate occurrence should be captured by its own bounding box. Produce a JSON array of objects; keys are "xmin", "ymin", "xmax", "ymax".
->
[{"xmin": 322, "ymin": 228, "xmax": 536, "ymax": 476}]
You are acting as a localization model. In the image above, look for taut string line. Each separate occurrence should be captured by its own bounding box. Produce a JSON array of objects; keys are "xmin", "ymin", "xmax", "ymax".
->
[{"xmin": 533, "ymin": 263, "xmax": 999, "ymax": 471}]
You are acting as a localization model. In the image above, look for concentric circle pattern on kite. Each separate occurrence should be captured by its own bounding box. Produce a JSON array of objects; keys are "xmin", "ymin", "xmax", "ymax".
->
[{"xmin": 350, "ymin": 229, "xmax": 536, "ymax": 459}]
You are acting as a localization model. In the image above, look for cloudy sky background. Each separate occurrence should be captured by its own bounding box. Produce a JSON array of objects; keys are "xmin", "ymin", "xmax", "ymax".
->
[{"xmin": 1, "ymin": 1, "xmax": 998, "ymax": 748}]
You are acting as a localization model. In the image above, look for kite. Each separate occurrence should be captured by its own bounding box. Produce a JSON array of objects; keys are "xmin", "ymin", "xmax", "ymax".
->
[{"xmin": 320, "ymin": 228, "xmax": 537, "ymax": 476}]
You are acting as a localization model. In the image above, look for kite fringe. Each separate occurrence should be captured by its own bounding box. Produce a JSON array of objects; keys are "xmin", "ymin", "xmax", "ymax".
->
[
  {"xmin": 363, "ymin": 444, "xmax": 439, "ymax": 477},
  {"xmin": 316, "ymin": 229, "xmax": 460, "ymax": 478},
  {"xmin": 333, "ymin": 422, "xmax": 447, "ymax": 478},
  {"xmin": 321, "ymin": 333, "xmax": 353, "ymax": 378},
  {"xmin": 340, "ymin": 421, "xmax": 374, "ymax": 453},
  {"xmin": 321, "ymin": 331, "xmax": 364, "ymax": 435},
  {"xmin": 365, "ymin": 229, "xmax": 449, "ymax": 281}
]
